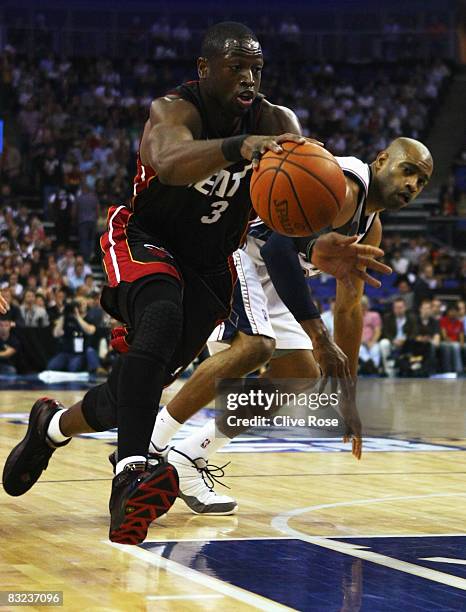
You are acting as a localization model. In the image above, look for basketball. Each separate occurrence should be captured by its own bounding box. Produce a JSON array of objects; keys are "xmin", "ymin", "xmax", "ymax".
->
[{"xmin": 249, "ymin": 142, "xmax": 347, "ymax": 237}]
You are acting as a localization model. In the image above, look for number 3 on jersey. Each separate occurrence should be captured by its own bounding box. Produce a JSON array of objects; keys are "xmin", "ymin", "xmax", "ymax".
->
[{"xmin": 201, "ymin": 200, "xmax": 229, "ymax": 224}]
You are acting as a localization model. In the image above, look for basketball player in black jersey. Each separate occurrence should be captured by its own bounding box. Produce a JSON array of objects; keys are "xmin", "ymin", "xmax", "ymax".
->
[{"xmin": 2, "ymin": 22, "xmax": 390, "ymax": 544}]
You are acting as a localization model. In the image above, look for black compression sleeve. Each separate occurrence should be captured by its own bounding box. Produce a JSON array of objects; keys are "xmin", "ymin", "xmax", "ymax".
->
[{"xmin": 260, "ymin": 232, "xmax": 320, "ymax": 322}]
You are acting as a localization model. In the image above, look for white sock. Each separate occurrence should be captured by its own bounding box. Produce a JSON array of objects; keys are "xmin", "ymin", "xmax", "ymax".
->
[
  {"xmin": 47, "ymin": 410, "xmax": 69, "ymax": 444},
  {"xmin": 150, "ymin": 405, "xmax": 183, "ymax": 451},
  {"xmin": 116, "ymin": 455, "xmax": 147, "ymax": 475},
  {"xmin": 174, "ymin": 419, "xmax": 230, "ymax": 461}
]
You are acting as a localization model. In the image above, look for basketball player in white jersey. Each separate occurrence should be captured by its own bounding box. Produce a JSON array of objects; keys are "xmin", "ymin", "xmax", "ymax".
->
[{"xmin": 138, "ymin": 137, "xmax": 433, "ymax": 515}]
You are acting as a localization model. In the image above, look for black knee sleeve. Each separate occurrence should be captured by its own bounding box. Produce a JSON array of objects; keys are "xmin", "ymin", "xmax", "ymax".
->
[
  {"xmin": 81, "ymin": 354, "xmax": 122, "ymax": 431},
  {"xmin": 81, "ymin": 383, "xmax": 118, "ymax": 431},
  {"xmin": 131, "ymin": 299, "xmax": 183, "ymax": 361}
]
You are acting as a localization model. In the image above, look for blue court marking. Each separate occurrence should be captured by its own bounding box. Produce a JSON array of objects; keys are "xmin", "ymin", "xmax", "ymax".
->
[
  {"xmin": 343, "ymin": 536, "xmax": 466, "ymax": 580},
  {"xmin": 140, "ymin": 537, "xmax": 466, "ymax": 611}
]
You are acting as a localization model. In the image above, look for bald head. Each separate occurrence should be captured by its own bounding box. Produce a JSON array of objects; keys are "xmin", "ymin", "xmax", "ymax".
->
[
  {"xmin": 385, "ymin": 137, "xmax": 433, "ymax": 173},
  {"xmin": 369, "ymin": 137, "xmax": 434, "ymax": 212}
]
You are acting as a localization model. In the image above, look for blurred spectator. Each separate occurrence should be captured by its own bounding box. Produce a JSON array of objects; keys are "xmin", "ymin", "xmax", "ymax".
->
[
  {"xmin": 47, "ymin": 287, "xmax": 67, "ymax": 325},
  {"xmin": 0, "ymin": 287, "xmax": 24, "ymax": 326},
  {"xmin": 66, "ymin": 259, "xmax": 87, "ymax": 290},
  {"xmin": 415, "ymin": 299, "xmax": 441, "ymax": 374},
  {"xmin": 380, "ymin": 298, "xmax": 418, "ymax": 374},
  {"xmin": 81, "ymin": 274, "xmax": 100, "ymax": 297},
  {"xmin": 358, "ymin": 296, "xmax": 383, "ymax": 375},
  {"xmin": 74, "ymin": 181, "xmax": 99, "ymax": 262},
  {"xmin": 439, "ymin": 303, "xmax": 464, "ymax": 374},
  {"xmin": 391, "ymin": 249, "xmax": 409, "ymax": 275},
  {"xmin": 388, "ymin": 277, "xmax": 414, "ymax": 310},
  {"xmin": 431, "ymin": 297, "xmax": 444, "ymax": 321},
  {"xmin": 19, "ymin": 289, "xmax": 49, "ymax": 327},
  {"xmin": 39, "ymin": 146, "xmax": 62, "ymax": 215},
  {"xmin": 0, "ymin": 140, "xmax": 22, "ymax": 189},
  {"xmin": 413, "ymin": 263, "xmax": 438, "ymax": 309},
  {"xmin": 57, "ymin": 248, "xmax": 75, "ymax": 275},
  {"xmin": 48, "ymin": 295, "xmax": 100, "ymax": 372},
  {"xmin": 0, "ymin": 313, "xmax": 20, "ymax": 375},
  {"xmin": 5, "ymin": 272, "xmax": 24, "ymax": 298},
  {"xmin": 49, "ymin": 189, "xmax": 75, "ymax": 247}
]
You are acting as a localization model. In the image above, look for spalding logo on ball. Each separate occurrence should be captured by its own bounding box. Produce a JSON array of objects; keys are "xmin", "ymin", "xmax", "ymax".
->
[{"xmin": 249, "ymin": 142, "xmax": 346, "ymax": 237}]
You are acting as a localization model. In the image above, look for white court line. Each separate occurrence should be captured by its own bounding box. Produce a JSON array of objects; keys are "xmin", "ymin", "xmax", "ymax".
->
[
  {"xmin": 147, "ymin": 594, "xmax": 223, "ymax": 600},
  {"xmin": 106, "ymin": 541, "xmax": 295, "ymax": 612},
  {"xmin": 143, "ymin": 536, "xmax": 292, "ymax": 543},
  {"xmin": 271, "ymin": 492, "xmax": 466, "ymax": 591},
  {"xmin": 335, "ymin": 533, "xmax": 466, "ymax": 539},
  {"xmin": 420, "ymin": 558, "xmax": 466, "ymax": 566}
]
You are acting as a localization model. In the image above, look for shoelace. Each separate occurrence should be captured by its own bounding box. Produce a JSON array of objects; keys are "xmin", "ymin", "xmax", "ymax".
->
[
  {"xmin": 171, "ymin": 449, "xmax": 231, "ymax": 491},
  {"xmin": 197, "ymin": 461, "xmax": 231, "ymax": 491}
]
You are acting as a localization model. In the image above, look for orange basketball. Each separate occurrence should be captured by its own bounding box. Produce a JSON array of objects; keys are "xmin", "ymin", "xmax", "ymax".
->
[{"xmin": 249, "ymin": 142, "xmax": 346, "ymax": 237}]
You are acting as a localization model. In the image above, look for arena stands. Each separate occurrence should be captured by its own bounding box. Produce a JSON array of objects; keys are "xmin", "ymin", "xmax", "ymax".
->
[{"xmin": 0, "ymin": 10, "xmax": 464, "ymax": 377}]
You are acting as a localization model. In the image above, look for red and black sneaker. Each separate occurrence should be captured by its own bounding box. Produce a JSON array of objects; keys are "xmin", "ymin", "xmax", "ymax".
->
[
  {"xmin": 2, "ymin": 398, "xmax": 70, "ymax": 496},
  {"xmin": 109, "ymin": 460, "xmax": 179, "ymax": 545}
]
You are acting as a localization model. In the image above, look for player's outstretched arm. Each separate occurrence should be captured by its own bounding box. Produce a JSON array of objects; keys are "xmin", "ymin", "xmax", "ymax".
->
[
  {"xmin": 333, "ymin": 217, "xmax": 384, "ymax": 459},
  {"xmin": 140, "ymin": 97, "xmax": 307, "ymax": 186},
  {"xmin": 260, "ymin": 232, "xmax": 351, "ymax": 381}
]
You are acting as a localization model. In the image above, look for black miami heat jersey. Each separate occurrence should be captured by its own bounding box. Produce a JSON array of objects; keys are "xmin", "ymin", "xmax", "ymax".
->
[
  {"xmin": 131, "ymin": 81, "xmax": 263, "ymax": 271},
  {"xmin": 248, "ymin": 155, "xmax": 377, "ymax": 276}
]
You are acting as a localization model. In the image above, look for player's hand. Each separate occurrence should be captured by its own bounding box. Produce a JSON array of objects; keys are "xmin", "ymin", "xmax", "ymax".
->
[
  {"xmin": 312, "ymin": 332, "xmax": 351, "ymax": 381},
  {"xmin": 242, "ymin": 134, "xmax": 323, "ymax": 170},
  {"xmin": 0, "ymin": 292, "xmax": 10, "ymax": 315},
  {"xmin": 339, "ymin": 381, "xmax": 362, "ymax": 460},
  {"xmin": 311, "ymin": 233, "xmax": 392, "ymax": 295}
]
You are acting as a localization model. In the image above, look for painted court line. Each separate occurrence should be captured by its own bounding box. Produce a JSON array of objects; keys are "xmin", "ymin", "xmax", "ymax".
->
[
  {"xmin": 106, "ymin": 541, "xmax": 296, "ymax": 611},
  {"xmin": 147, "ymin": 594, "xmax": 223, "ymax": 600},
  {"xmin": 420, "ymin": 558, "xmax": 466, "ymax": 565},
  {"xmin": 143, "ymin": 536, "xmax": 292, "ymax": 543},
  {"xmin": 335, "ymin": 533, "xmax": 466, "ymax": 539},
  {"xmin": 271, "ymin": 492, "xmax": 466, "ymax": 591}
]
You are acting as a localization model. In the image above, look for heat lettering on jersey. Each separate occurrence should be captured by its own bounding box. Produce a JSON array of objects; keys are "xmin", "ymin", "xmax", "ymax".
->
[{"xmin": 192, "ymin": 164, "xmax": 252, "ymax": 199}]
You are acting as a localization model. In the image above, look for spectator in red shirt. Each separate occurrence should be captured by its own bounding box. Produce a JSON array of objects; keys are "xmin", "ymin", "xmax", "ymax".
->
[{"xmin": 440, "ymin": 303, "xmax": 465, "ymax": 374}]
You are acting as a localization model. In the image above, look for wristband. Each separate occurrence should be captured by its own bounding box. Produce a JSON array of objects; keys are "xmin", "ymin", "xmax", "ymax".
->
[
  {"xmin": 305, "ymin": 226, "xmax": 333, "ymax": 263},
  {"xmin": 221, "ymin": 134, "xmax": 249, "ymax": 162}
]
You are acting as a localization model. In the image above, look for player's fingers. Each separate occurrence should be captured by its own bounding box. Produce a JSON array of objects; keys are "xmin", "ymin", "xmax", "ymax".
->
[
  {"xmin": 251, "ymin": 149, "xmax": 262, "ymax": 170},
  {"xmin": 262, "ymin": 140, "xmax": 283, "ymax": 155},
  {"xmin": 317, "ymin": 375, "xmax": 328, "ymax": 395},
  {"xmin": 351, "ymin": 243, "xmax": 385, "ymax": 258},
  {"xmin": 352, "ymin": 268, "xmax": 382, "ymax": 288},
  {"xmin": 304, "ymin": 137, "xmax": 324, "ymax": 147},
  {"xmin": 353, "ymin": 437, "xmax": 362, "ymax": 460},
  {"xmin": 357, "ymin": 256, "xmax": 392, "ymax": 275},
  {"xmin": 336, "ymin": 234, "xmax": 359, "ymax": 246},
  {"xmin": 275, "ymin": 133, "xmax": 306, "ymax": 145}
]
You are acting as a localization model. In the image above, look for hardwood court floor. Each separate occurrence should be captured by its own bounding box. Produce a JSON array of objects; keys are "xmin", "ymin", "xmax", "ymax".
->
[{"xmin": 1, "ymin": 379, "xmax": 466, "ymax": 611}]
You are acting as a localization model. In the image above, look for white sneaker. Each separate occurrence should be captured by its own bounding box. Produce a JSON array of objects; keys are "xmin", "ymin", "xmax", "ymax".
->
[{"xmin": 168, "ymin": 448, "xmax": 238, "ymax": 515}]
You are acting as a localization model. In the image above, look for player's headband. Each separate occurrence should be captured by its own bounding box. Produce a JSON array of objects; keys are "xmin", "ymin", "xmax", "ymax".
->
[{"xmin": 222, "ymin": 37, "xmax": 262, "ymax": 56}]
